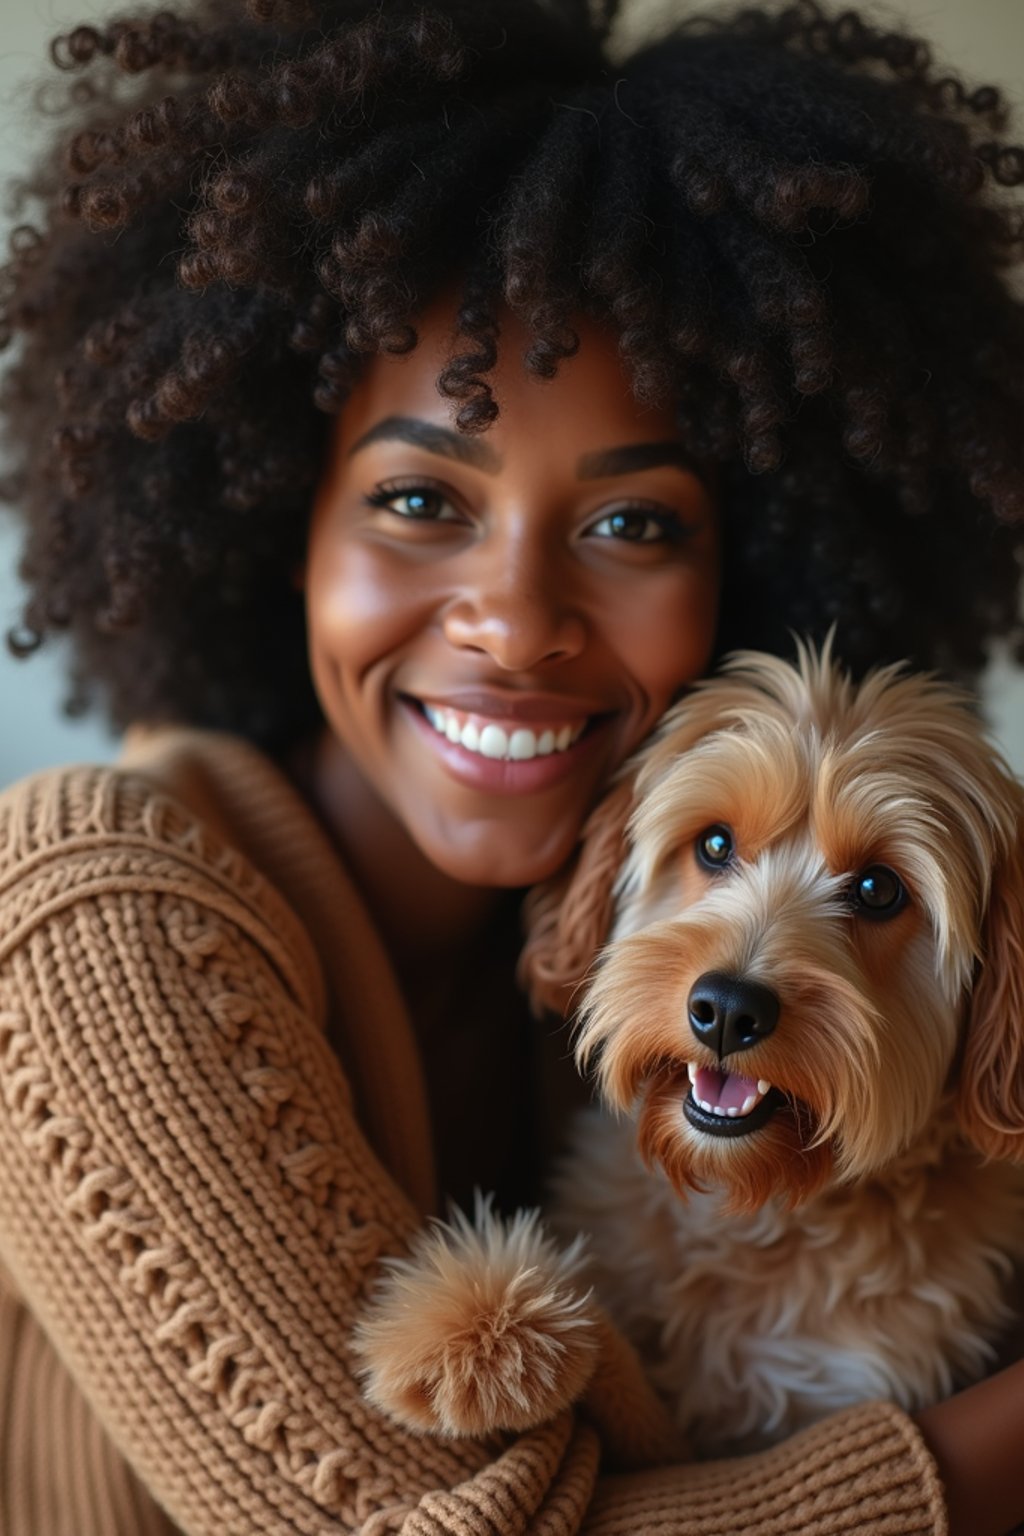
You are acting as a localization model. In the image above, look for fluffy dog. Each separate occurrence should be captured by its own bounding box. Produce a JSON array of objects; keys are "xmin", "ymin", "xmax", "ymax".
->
[{"xmin": 356, "ymin": 639, "xmax": 1024, "ymax": 1460}]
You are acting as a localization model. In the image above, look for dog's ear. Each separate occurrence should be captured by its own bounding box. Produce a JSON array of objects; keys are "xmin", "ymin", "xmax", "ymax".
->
[
  {"xmin": 957, "ymin": 817, "xmax": 1024, "ymax": 1162},
  {"xmin": 518, "ymin": 776, "xmax": 635, "ymax": 1018}
]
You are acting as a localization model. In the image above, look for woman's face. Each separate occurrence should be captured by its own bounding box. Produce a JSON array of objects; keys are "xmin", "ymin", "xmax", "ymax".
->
[{"xmin": 302, "ymin": 294, "xmax": 719, "ymax": 888}]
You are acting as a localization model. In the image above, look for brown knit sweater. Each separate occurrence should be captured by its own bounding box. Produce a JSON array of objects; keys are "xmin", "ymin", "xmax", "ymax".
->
[{"xmin": 0, "ymin": 724, "xmax": 948, "ymax": 1535}]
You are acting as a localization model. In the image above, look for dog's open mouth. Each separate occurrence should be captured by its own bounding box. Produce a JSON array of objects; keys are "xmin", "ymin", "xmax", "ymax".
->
[{"xmin": 683, "ymin": 1063, "xmax": 786, "ymax": 1138}]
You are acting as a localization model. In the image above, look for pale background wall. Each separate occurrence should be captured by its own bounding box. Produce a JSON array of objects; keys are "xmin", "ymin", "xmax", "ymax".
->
[{"xmin": 0, "ymin": 0, "xmax": 1021, "ymax": 783}]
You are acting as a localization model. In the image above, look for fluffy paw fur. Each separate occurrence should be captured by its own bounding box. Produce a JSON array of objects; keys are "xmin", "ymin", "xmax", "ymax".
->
[{"xmin": 353, "ymin": 1199, "xmax": 598, "ymax": 1436}]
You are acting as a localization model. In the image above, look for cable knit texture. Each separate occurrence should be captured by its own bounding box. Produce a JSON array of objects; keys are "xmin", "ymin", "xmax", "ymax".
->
[{"xmin": 0, "ymin": 727, "xmax": 948, "ymax": 1534}]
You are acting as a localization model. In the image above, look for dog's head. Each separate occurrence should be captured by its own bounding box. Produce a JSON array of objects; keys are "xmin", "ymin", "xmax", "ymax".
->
[{"xmin": 521, "ymin": 636, "xmax": 1024, "ymax": 1212}]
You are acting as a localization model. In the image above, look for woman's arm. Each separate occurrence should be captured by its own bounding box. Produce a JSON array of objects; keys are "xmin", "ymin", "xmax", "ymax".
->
[
  {"xmin": 585, "ymin": 1401, "xmax": 948, "ymax": 1535},
  {"xmin": 915, "ymin": 1360, "xmax": 1024, "ymax": 1536},
  {"xmin": 0, "ymin": 763, "xmax": 492, "ymax": 1531}
]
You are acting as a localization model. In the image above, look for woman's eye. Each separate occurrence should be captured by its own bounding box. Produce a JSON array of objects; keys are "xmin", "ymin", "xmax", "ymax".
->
[
  {"xmin": 848, "ymin": 865, "xmax": 907, "ymax": 920},
  {"xmin": 364, "ymin": 483, "xmax": 461, "ymax": 522},
  {"xmin": 696, "ymin": 824, "xmax": 734, "ymax": 871},
  {"xmin": 586, "ymin": 506, "xmax": 684, "ymax": 544}
]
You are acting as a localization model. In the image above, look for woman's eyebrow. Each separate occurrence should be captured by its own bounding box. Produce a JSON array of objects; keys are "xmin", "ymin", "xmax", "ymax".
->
[
  {"xmin": 347, "ymin": 416, "xmax": 502, "ymax": 473},
  {"xmin": 348, "ymin": 416, "xmax": 705, "ymax": 482}
]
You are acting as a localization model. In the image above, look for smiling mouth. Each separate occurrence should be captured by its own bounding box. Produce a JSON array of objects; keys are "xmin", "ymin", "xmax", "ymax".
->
[
  {"xmin": 421, "ymin": 703, "xmax": 587, "ymax": 761},
  {"xmin": 683, "ymin": 1063, "xmax": 786, "ymax": 1138},
  {"xmin": 406, "ymin": 696, "xmax": 611, "ymax": 760}
]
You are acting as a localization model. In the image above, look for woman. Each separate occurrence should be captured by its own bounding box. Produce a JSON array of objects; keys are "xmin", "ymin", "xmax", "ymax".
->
[{"xmin": 0, "ymin": 0, "xmax": 1022, "ymax": 1530}]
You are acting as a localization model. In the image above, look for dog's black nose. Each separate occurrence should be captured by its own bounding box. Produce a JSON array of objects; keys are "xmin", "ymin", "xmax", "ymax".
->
[{"xmin": 687, "ymin": 971, "xmax": 780, "ymax": 1057}]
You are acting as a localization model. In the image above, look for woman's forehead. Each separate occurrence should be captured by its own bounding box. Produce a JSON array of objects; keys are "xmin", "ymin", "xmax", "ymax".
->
[{"xmin": 330, "ymin": 291, "xmax": 682, "ymax": 463}]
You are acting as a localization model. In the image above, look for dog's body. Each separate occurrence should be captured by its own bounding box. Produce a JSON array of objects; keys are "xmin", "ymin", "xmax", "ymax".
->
[
  {"xmin": 554, "ymin": 1108, "xmax": 1024, "ymax": 1453},
  {"xmin": 357, "ymin": 640, "xmax": 1024, "ymax": 1460}
]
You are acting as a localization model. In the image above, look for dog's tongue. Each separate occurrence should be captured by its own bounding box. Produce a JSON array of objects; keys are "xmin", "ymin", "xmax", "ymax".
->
[{"xmin": 694, "ymin": 1066, "xmax": 759, "ymax": 1112}]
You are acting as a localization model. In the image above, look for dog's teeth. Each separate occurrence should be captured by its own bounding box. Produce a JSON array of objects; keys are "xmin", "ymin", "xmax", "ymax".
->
[{"xmin": 689, "ymin": 1070, "xmax": 774, "ymax": 1123}]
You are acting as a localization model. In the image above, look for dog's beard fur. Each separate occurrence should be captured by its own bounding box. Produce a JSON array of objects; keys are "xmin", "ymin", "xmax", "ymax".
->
[{"xmin": 572, "ymin": 645, "xmax": 1022, "ymax": 1216}]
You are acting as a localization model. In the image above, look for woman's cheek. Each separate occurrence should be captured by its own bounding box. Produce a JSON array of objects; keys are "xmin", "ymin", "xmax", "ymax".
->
[
  {"xmin": 617, "ymin": 564, "xmax": 720, "ymax": 720},
  {"xmin": 308, "ymin": 542, "xmax": 436, "ymax": 674}
]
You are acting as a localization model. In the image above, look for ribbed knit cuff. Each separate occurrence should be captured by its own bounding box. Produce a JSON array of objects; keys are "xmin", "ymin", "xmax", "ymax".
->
[{"xmin": 582, "ymin": 1401, "xmax": 947, "ymax": 1536}]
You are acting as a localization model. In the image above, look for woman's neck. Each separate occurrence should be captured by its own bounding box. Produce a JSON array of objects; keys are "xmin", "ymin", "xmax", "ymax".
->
[{"xmin": 287, "ymin": 726, "xmax": 505, "ymax": 977}]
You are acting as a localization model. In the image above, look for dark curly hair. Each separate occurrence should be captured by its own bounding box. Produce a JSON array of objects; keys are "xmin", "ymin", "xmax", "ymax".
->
[{"xmin": 2, "ymin": 0, "xmax": 1023, "ymax": 755}]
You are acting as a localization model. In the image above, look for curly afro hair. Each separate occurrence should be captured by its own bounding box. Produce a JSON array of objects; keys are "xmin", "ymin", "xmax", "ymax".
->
[{"xmin": 2, "ymin": 0, "xmax": 1023, "ymax": 755}]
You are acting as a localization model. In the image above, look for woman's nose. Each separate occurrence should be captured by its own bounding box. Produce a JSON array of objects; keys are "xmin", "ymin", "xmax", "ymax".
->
[{"xmin": 441, "ymin": 545, "xmax": 586, "ymax": 671}]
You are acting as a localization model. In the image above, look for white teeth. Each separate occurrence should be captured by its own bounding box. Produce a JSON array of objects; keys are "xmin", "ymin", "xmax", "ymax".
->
[
  {"xmin": 698, "ymin": 1098, "xmax": 714, "ymax": 1113},
  {"xmin": 757, "ymin": 1079, "xmax": 771, "ymax": 1095},
  {"xmin": 421, "ymin": 705, "xmax": 585, "ymax": 761},
  {"xmin": 726, "ymin": 1106, "xmax": 739, "ymax": 1118},
  {"xmin": 740, "ymin": 1094, "xmax": 757, "ymax": 1115},
  {"xmin": 687, "ymin": 1062, "xmax": 698, "ymax": 1085},
  {"xmin": 508, "ymin": 728, "xmax": 536, "ymax": 761},
  {"xmin": 479, "ymin": 724, "xmax": 507, "ymax": 759}
]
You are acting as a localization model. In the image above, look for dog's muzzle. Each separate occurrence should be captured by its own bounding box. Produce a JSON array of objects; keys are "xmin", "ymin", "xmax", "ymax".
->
[{"xmin": 684, "ymin": 971, "xmax": 785, "ymax": 1138}]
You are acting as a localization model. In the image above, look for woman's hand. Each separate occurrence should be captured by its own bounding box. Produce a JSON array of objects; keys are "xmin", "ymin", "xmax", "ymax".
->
[{"xmin": 914, "ymin": 1358, "xmax": 1024, "ymax": 1536}]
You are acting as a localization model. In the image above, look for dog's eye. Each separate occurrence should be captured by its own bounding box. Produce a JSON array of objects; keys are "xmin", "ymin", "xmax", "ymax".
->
[
  {"xmin": 850, "ymin": 865, "xmax": 907, "ymax": 918},
  {"xmin": 696, "ymin": 825, "xmax": 734, "ymax": 871}
]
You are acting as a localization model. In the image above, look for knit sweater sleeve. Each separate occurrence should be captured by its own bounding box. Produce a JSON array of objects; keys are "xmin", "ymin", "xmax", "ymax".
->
[{"xmin": 0, "ymin": 763, "xmax": 948, "ymax": 1536}]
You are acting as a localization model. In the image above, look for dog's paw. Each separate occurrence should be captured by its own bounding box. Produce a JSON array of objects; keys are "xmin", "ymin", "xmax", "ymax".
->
[{"xmin": 352, "ymin": 1197, "xmax": 598, "ymax": 1437}]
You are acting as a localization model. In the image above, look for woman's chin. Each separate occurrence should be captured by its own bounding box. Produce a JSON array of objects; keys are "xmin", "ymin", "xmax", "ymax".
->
[{"xmin": 417, "ymin": 820, "xmax": 580, "ymax": 891}]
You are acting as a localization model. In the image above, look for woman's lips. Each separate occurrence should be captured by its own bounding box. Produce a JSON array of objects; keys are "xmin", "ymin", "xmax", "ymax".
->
[{"xmin": 400, "ymin": 695, "xmax": 611, "ymax": 795}]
